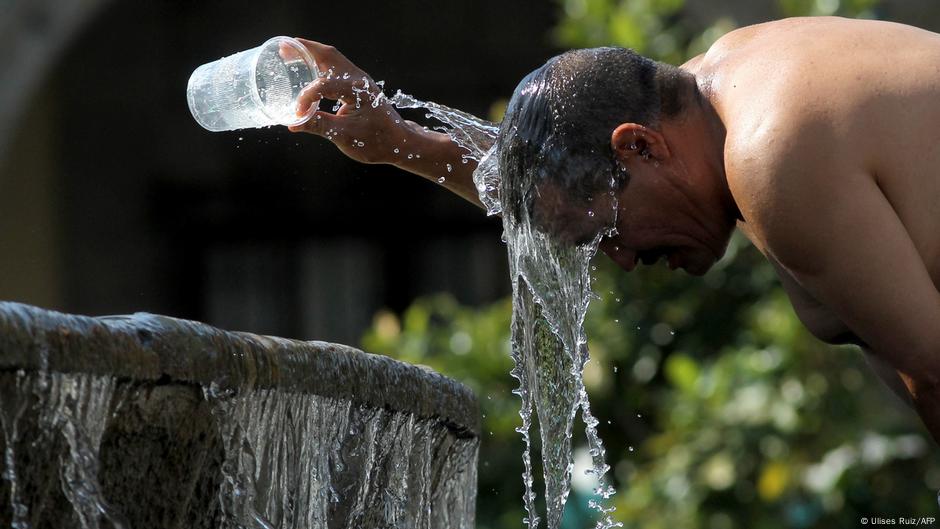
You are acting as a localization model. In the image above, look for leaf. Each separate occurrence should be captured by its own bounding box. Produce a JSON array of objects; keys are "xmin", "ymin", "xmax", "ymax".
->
[{"xmin": 664, "ymin": 353, "xmax": 699, "ymax": 394}]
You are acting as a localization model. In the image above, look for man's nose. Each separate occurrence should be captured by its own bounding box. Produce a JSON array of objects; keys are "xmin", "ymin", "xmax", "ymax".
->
[{"xmin": 600, "ymin": 239, "xmax": 636, "ymax": 271}]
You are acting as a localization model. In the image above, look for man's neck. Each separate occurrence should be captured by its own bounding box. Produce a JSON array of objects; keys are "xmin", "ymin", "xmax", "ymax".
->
[{"xmin": 673, "ymin": 76, "xmax": 739, "ymax": 223}]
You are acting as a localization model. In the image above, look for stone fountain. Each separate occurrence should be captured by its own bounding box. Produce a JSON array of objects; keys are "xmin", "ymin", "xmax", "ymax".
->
[{"xmin": 0, "ymin": 302, "xmax": 479, "ymax": 529}]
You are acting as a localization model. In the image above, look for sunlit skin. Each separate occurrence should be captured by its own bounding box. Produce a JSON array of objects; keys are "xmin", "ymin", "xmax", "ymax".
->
[
  {"xmin": 588, "ymin": 112, "xmax": 734, "ymax": 277},
  {"xmin": 287, "ymin": 18, "xmax": 940, "ymax": 444}
]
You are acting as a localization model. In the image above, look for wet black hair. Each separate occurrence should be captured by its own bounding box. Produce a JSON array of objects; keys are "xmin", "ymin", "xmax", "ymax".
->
[{"xmin": 497, "ymin": 47, "xmax": 690, "ymax": 221}]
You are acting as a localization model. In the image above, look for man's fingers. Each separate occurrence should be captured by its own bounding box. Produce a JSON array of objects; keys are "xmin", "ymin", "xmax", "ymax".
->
[
  {"xmin": 295, "ymin": 82, "xmax": 323, "ymax": 117},
  {"xmin": 277, "ymin": 42, "xmax": 304, "ymax": 62},
  {"xmin": 288, "ymin": 111, "xmax": 342, "ymax": 137},
  {"xmin": 297, "ymin": 77, "xmax": 370, "ymax": 114},
  {"xmin": 293, "ymin": 38, "xmax": 351, "ymax": 72}
]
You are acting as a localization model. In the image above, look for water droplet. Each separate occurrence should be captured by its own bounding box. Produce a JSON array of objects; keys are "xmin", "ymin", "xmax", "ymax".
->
[
  {"xmin": 393, "ymin": 148, "xmax": 400, "ymax": 154},
  {"xmin": 407, "ymin": 154, "xmax": 414, "ymax": 159},
  {"xmin": 437, "ymin": 177, "xmax": 446, "ymax": 184},
  {"xmin": 446, "ymin": 163, "xmax": 453, "ymax": 172}
]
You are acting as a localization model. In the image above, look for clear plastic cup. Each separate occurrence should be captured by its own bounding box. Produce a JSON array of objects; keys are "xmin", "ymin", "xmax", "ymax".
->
[{"xmin": 187, "ymin": 36, "xmax": 318, "ymax": 132}]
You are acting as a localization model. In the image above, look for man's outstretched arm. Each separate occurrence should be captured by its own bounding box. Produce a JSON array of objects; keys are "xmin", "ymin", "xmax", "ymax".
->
[{"xmin": 286, "ymin": 39, "xmax": 485, "ymax": 207}]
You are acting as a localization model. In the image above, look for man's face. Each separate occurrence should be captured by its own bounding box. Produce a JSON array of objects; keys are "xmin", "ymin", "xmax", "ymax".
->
[
  {"xmin": 600, "ymin": 164, "xmax": 727, "ymax": 276},
  {"xmin": 533, "ymin": 169, "xmax": 728, "ymax": 276},
  {"xmin": 531, "ymin": 182, "xmax": 618, "ymax": 246}
]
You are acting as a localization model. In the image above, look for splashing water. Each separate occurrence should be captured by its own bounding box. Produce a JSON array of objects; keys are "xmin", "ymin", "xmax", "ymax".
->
[
  {"xmin": 501, "ymin": 195, "xmax": 619, "ymax": 529},
  {"xmin": 388, "ymin": 91, "xmax": 503, "ymax": 215},
  {"xmin": 0, "ymin": 368, "xmax": 476, "ymax": 529},
  {"xmin": 201, "ymin": 383, "xmax": 477, "ymax": 529},
  {"xmin": 0, "ymin": 372, "xmax": 131, "ymax": 529},
  {"xmin": 0, "ymin": 370, "xmax": 30, "ymax": 529},
  {"xmin": 391, "ymin": 93, "xmax": 621, "ymax": 528}
]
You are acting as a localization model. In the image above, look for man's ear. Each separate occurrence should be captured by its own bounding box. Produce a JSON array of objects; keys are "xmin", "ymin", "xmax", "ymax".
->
[{"xmin": 611, "ymin": 123, "xmax": 670, "ymax": 164}]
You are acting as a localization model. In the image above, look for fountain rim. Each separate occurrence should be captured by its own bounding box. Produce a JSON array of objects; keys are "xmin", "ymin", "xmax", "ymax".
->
[{"xmin": 0, "ymin": 301, "xmax": 480, "ymax": 437}]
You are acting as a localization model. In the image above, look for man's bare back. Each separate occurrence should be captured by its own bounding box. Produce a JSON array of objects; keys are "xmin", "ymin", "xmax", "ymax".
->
[
  {"xmin": 691, "ymin": 17, "xmax": 940, "ymax": 423},
  {"xmin": 700, "ymin": 17, "xmax": 940, "ymax": 284}
]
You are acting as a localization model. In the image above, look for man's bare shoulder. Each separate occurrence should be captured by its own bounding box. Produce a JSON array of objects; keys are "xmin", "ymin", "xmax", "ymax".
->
[
  {"xmin": 700, "ymin": 16, "xmax": 940, "ymax": 135},
  {"xmin": 724, "ymin": 111, "xmax": 852, "ymax": 271}
]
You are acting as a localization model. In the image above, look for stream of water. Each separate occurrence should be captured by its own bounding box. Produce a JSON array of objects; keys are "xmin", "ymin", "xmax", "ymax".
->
[
  {"xmin": 0, "ymin": 368, "xmax": 477, "ymax": 529},
  {"xmin": 0, "ymin": 84, "xmax": 618, "ymax": 528},
  {"xmin": 388, "ymin": 92, "xmax": 621, "ymax": 529}
]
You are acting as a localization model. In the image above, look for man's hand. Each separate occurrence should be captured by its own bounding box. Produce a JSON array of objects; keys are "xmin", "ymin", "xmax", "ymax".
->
[
  {"xmin": 286, "ymin": 39, "xmax": 412, "ymax": 165},
  {"xmin": 285, "ymin": 39, "xmax": 485, "ymax": 207}
]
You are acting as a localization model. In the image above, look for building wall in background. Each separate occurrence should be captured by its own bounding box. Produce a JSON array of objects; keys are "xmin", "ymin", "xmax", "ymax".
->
[
  {"xmin": 5, "ymin": 0, "xmax": 940, "ymax": 344},
  {"xmin": 0, "ymin": 83, "xmax": 63, "ymax": 310},
  {"xmin": 0, "ymin": 0, "xmax": 555, "ymax": 343}
]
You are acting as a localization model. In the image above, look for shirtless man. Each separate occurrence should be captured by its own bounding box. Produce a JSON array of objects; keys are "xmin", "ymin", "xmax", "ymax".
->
[{"xmin": 287, "ymin": 17, "xmax": 940, "ymax": 443}]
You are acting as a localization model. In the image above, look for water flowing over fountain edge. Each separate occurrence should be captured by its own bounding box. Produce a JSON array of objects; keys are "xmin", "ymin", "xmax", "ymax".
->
[
  {"xmin": 0, "ymin": 301, "xmax": 480, "ymax": 437},
  {"xmin": 0, "ymin": 301, "xmax": 481, "ymax": 528},
  {"xmin": 386, "ymin": 90, "xmax": 621, "ymax": 528}
]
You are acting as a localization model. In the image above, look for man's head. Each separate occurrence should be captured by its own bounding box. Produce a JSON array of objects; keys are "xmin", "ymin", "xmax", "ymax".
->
[{"xmin": 496, "ymin": 47, "xmax": 736, "ymax": 275}]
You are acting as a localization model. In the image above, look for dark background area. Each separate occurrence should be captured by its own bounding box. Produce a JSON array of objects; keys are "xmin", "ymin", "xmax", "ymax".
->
[
  {"xmin": 4, "ymin": 0, "xmax": 940, "ymax": 344},
  {"xmin": 0, "ymin": 0, "xmax": 563, "ymax": 343}
]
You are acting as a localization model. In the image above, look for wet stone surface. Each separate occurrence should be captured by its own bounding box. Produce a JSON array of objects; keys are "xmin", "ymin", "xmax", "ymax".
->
[{"xmin": 0, "ymin": 302, "xmax": 479, "ymax": 529}]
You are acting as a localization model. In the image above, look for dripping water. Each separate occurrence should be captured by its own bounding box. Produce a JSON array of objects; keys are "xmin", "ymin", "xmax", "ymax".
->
[
  {"xmin": 198, "ymin": 382, "xmax": 478, "ymax": 529},
  {"xmin": 388, "ymin": 90, "xmax": 502, "ymax": 216},
  {"xmin": 0, "ymin": 369, "xmax": 476, "ymax": 529},
  {"xmin": 390, "ymin": 92, "xmax": 620, "ymax": 528},
  {"xmin": 0, "ymin": 371, "xmax": 129, "ymax": 529}
]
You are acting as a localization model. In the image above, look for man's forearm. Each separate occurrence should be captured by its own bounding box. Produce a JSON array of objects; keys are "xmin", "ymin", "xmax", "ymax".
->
[{"xmin": 390, "ymin": 122, "xmax": 483, "ymax": 208}]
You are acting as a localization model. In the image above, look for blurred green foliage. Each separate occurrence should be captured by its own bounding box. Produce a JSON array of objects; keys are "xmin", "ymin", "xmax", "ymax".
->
[{"xmin": 364, "ymin": 1, "xmax": 940, "ymax": 527}]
